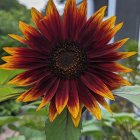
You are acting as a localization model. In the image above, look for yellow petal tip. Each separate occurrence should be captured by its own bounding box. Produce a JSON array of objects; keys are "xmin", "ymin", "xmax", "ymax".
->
[
  {"xmin": 37, "ymin": 103, "xmax": 45, "ymax": 111},
  {"xmin": 96, "ymin": 112, "xmax": 102, "ymax": 120},
  {"xmin": 57, "ymin": 107, "xmax": 64, "ymax": 114},
  {"xmin": 36, "ymin": 106, "xmax": 42, "ymax": 111},
  {"xmin": 16, "ymin": 97, "xmax": 23, "ymax": 102},
  {"xmin": 101, "ymin": 6, "xmax": 107, "ymax": 11},
  {"xmin": 8, "ymin": 34, "xmax": 13, "ymax": 37}
]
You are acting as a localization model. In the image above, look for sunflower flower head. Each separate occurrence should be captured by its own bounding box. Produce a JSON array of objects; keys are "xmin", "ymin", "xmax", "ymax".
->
[{"xmin": 0, "ymin": 0, "xmax": 136, "ymax": 127}]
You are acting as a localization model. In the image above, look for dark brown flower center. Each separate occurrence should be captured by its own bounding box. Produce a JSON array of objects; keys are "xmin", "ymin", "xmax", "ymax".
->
[{"xmin": 49, "ymin": 41, "xmax": 87, "ymax": 79}]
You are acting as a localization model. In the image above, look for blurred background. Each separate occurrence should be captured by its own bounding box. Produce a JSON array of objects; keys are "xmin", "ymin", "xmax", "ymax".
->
[{"xmin": 0, "ymin": 0, "xmax": 140, "ymax": 140}]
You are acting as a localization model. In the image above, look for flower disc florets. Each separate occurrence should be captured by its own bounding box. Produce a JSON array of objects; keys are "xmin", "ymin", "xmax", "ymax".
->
[{"xmin": 49, "ymin": 41, "xmax": 87, "ymax": 79}]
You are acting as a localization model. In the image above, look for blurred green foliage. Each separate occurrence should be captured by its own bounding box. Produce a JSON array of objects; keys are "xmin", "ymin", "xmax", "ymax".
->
[
  {"xmin": 0, "ymin": 0, "xmax": 31, "ymax": 62},
  {"xmin": 0, "ymin": 101, "xmax": 21, "ymax": 116},
  {"xmin": 0, "ymin": 107, "xmax": 48, "ymax": 140},
  {"xmin": 0, "ymin": 0, "xmax": 28, "ymax": 11},
  {"xmin": 0, "ymin": 0, "xmax": 31, "ymax": 35},
  {"xmin": 123, "ymin": 40, "xmax": 140, "ymax": 85},
  {"xmin": 82, "ymin": 111, "xmax": 140, "ymax": 140}
]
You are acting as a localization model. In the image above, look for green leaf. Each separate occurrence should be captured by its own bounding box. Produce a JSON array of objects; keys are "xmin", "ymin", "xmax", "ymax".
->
[
  {"xmin": 7, "ymin": 136, "xmax": 26, "ymax": 140},
  {"xmin": 0, "ymin": 116, "xmax": 21, "ymax": 126},
  {"xmin": 18, "ymin": 126, "xmax": 45, "ymax": 139},
  {"xmin": 113, "ymin": 86, "xmax": 140, "ymax": 109},
  {"xmin": 45, "ymin": 109, "xmax": 82, "ymax": 140},
  {"xmin": 132, "ymin": 130, "xmax": 140, "ymax": 140},
  {"xmin": 82, "ymin": 120, "xmax": 101, "ymax": 134},
  {"xmin": 0, "ymin": 69, "xmax": 25, "ymax": 102}
]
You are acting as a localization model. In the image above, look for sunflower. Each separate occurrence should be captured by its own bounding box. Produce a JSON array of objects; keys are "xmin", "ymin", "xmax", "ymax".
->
[{"xmin": 0, "ymin": 0, "xmax": 136, "ymax": 127}]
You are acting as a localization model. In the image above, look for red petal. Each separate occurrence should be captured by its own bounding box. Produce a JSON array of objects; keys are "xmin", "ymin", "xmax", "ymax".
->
[
  {"xmin": 19, "ymin": 21, "xmax": 40, "ymax": 39},
  {"xmin": 89, "ymin": 52, "xmax": 136, "ymax": 62},
  {"xmin": 71, "ymin": 104, "xmax": 82, "ymax": 127},
  {"xmin": 94, "ymin": 94, "xmax": 112, "ymax": 113},
  {"xmin": 9, "ymin": 68, "xmax": 51, "ymax": 86},
  {"xmin": 8, "ymin": 34, "xmax": 28, "ymax": 45},
  {"xmin": 79, "ymin": 6, "xmax": 106, "ymax": 48},
  {"xmin": 87, "ymin": 38, "xmax": 129, "ymax": 58},
  {"xmin": 92, "ymin": 16, "xmax": 116, "ymax": 42},
  {"xmin": 3, "ymin": 47, "xmax": 47, "ymax": 58},
  {"xmin": 63, "ymin": 0, "xmax": 77, "ymax": 40},
  {"xmin": 38, "ymin": 0, "xmax": 63, "ymax": 43},
  {"xmin": 92, "ymin": 69, "xmax": 131, "ymax": 90},
  {"xmin": 67, "ymin": 80, "xmax": 79, "ymax": 118},
  {"xmin": 74, "ymin": 0, "xmax": 87, "ymax": 40},
  {"xmin": 81, "ymin": 72, "xmax": 114, "ymax": 100},
  {"xmin": 55, "ymin": 80, "xmax": 69, "ymax": 114},
  {"xmin": 16, "ymin": 75, "xmax": 56, "ymax": 102},
  {"xmin": 31, "ymin": 8, "xmax": 43, "ymax": 26},
  {"xmin": 98, "ymin": 22, "xmax": 123, "ymax": 45},
  {"xmin": 77, "ymin": 80, "xmax": 101, "ymax": 120},
  {"xmin": 0, "ymin": 61, "xmax": 47, "ymax": 70},
  {"xmin": 90, "ymin": 62, "xmax": 132, "ymax": 73},
  {"xmin": 1, "ymin": 55, "xmax": 48, "ymax": 70},
  {"xmin": 19, "ymin": 21, "xmax": 50, "ymax": 52},
  {"xmin": 49, "ymin": 97, "xmax": 58, "ymax": 122},
  {"xmin": 37, "ymin": 79, "xmax": 60, "ymax": 110},
  {"xmin": 78, "ymin": 0, "xmax": 87, "ymax": 19}
]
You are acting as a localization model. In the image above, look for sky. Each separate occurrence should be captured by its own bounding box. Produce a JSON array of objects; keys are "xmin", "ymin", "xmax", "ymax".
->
[
  {"xmin": 18, "ymin": 0, "xmax": 64, "ymax": 14},
  {"xmin": 18, "ymin": 0, "xmax": 48, "ymax": 10},
  {"xmin": 18, "ymin": 0, "xmax": 95, "ymax": 18}
]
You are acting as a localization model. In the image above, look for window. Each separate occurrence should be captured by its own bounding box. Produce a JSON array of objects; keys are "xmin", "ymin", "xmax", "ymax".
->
[
  {"xmin": 94, "ymin": 0, "xmax": 108, "ymax": 16},
  {"xmin": 93, "ymin": 0, "xmax": 116, "ymax": 18}
]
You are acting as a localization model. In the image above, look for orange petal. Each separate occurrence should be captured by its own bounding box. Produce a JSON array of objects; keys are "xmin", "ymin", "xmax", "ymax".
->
[
  {"xmin": 79, "ymin": 6, "xmax": 106, "ymax": 43},
  {"xmin": 64, "ymin": 0, "xmax": 76, "ymax": 14},
  {"xmin": 49, "ymin": 98, "xmax": 58, "ymax": 122},
  {"xmin": 81, "ymin": 72, "xmax": 115, "ymax": 100},
  {"xmin": 39, "ymin": 0, "xmax": 62, "ymax": 42},
  {"xmin": 3, "ymin": 47, "xmax": 19, "ymax": 55},
  {"xmin": 71, "ymin": 105, "xmax": 82, "ymax": 127},
  {"xmin": 0, "ymin": 63, "xmax": 16, "ymax": 70},
  {"xmin": 17, "ymin": 76, "xmax": 56, "ymax": 102},
  {"xmin": 112, "ymin": 22, "xmax": 124, "ymax": 33},
  {"xmin": 95, "ymin": 62, "xmax": 133, "ymax": 73},
  {"xmin": 91, "ymin": 6, "xmax": 107, "ymax": 25},
  {"xmin": 3, "ymin": 47, "xmax": 45, "ymax": 57},
  {"xmin": 94, "ymin": 94, "xmax": 112, "ymax": 114},
  {"xmin": 19, "ymin": 21, "xmax": 40, "ymax": 39},
  {"xmin": 93, "ymin": 70, "xmax": 132, "ymax": 90},
  {"xmin": 8, "ymin": 75, "xmax": 33, "ymax": 86},
  {"xmin": 77, "ymin": 81, "xmax": 102, "ymax": 120},
  {"xmin": 37, "ymin": 79, "xmax": 60, "ymax": 111},
  {"xmin": 78, "ymin": 0, "xmax": 87, "ymax": 19},
  {"xmin": 45, "ymin": 0, "xmax": 60, "ymax": 20},
  {"xmin": 93, "ymin": 6, "xmax": 107, "ymax": 17},
  {"xmin": 1, "ymin": 56, "xmax": 12, "ymax": 62},
  {"xmin": 102, "ymin": 22, "xmax": 124, "ymax": 42},
  {"xmin": 67, "ymin": 80, "xmax": 79, "ymax": 118},
  {"xmin": 117, "ymin": 52, "xmax": 137, "ymax": 60},
  {"xmin": 102, "ymin": 16, "xmax": 116, "ymax": 28},
  {"xmin": 85, "ymin": 96, "xmax": 102, "ymax": 120},
  {"xmin": 97, "ymin": 16, "xmax": 116, "ymax": 35},
  {"xmin": 31, "ymin": 8, "xmax": 43, "ymax": 26},
  {"xmin": 111, "ymin": 38, "xmax": 129, "ymax": 50},
  {"xmin": 88, "ymin": 38, "xmax": 130, "ymax": 58},
  {"xmin": 55, "ymin": 80, "xmax": 69, "ymax": 114},
  {"xmin": 8, "ymin": 34, "xmax": 27, "ymax": 45},
  {"xmin": 63, "ymin": 0, "xmax": 77, "ymax": 40},
  {"xmin": 8, "ymin": 69, "xmax": 50, "ymax": 86},
  {"xmin": 17, "ymin": 90, "xmax": 39, "ymax": 102},
  {"xmin": 16, "ymin": 91, "xmax": 29, "ymax": 102}
]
